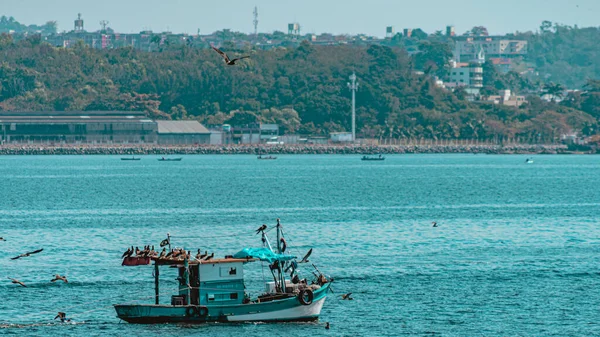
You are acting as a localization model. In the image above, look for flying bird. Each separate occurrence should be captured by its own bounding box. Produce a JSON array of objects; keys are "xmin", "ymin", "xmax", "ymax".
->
[
  {"xmin": 211, "ymin": 45, "xmax": 250, "ymax": 65},
  {"xmin": 11, "ymin": 248, "xmax": 43, "ymax": 260},
  {"xmin": 255, "ymin": 224, "xmax": 267, "ymax": 234},
  {"xmin": 7, "ymin": 277, "xmax": 26, "ymax": 287},
  {"xmin": 51, "ymin": 274, "xmax": 68, "ymax": 283},
  {"xmin": 432, "ymin": 222, "xmax": 438, "ymax": 227},
  {"xmin": 341, "ymin": 293, "xmax": 354, "ymax": 300},
  {"xmin": 54, "ymin": 312, "xmax": 71, "ymax": 322},
  {"xmin": 299, "ymin": 248, "xmax": 312, "ymax": 263}
]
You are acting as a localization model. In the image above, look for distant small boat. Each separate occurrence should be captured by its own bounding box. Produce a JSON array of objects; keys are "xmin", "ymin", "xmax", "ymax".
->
[
  {"xmin": 121, "ymin": 156, "xmax": 141, "ymax": 161},
  {"xmin": 158, "ymin": 157, "xmax": 183, "ymax": 162},
  {"xmin": 525, "ymin": 158, "xmax": 534, "ymax": 164},
  {"xmin": 361, "ymin": 155, "xmax": 385, "ymax": 161},
  {"xmin": 257, "ymin": 155, "xmax": 277, "ymax": 160}
]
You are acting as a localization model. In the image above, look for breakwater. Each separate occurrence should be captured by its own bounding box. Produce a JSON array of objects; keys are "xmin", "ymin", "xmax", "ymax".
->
[{"xmin": 0, "ymin": 144, "xmax": 573, "ymax": 155}]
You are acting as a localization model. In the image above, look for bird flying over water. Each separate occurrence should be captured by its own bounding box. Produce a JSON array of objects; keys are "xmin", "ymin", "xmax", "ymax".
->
[
  {"xmin": 341, "ymin": 293, "xmax": 354, "ymax": 300},
  {"xmin": 51, "ymin": 274, "xmax": 68, "ymax": 283},
  {"xmin": 7, "ymin": 277, "xmax": 26, "ymax": 287},
  {"xmin": 299, "ymin": 248, "xmax": 312, "ymax": 263},
  {"xmin": 11, "ymin": 248, "xmax": 43, "ymax": 260},
  {"xmin": 256, "ymin": 224, "xmax": 267, "ymax": 234},
  {"xmin": 211, "ymin": 45, "xmax": 250, "ymax": 65},
  {"xmin": 54, "ymin": 312, "xmax": 71, "ymax": 322},
  {"xmin": 432, "ymin": 222, "xmax": 438, "ymax": 227}
]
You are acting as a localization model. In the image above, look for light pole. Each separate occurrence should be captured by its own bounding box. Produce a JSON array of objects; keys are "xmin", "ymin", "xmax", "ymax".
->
[{"xmin": 347, "ymin": 72, "xmax": 359, "ymax": 143}]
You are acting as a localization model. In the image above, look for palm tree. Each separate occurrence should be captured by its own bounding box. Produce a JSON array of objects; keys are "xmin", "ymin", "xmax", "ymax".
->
[{"xmin": 541, "ymin": 82, "xmax": 565, "ymax": 103}]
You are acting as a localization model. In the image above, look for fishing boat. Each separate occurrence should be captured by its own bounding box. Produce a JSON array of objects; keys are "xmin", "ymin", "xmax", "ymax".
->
[
  {"xmin": 257, "ymin": 155, "xmax": 277, "ymax": 160},
  {"xmin": 114, "ymin": 220, "xmax": 331, "ymax": 324},
  {"xmin": 158, "ymin": 157, "xmax": 183, "ymax": 162},
  {"xmin": 121, "ymin": 156, "xmax": 141, "ymax": 161},
  {"xmin": 525, "ymin": 158, "xmax": 534, "ymax": 164},
  {"xmin": 361, "ymin": 155, "xmax": 385, "ymax": 161}
]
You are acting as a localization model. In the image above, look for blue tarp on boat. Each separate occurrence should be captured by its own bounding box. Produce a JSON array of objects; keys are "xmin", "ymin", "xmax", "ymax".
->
[{"xmin": 233, "ymin": 247, "xmax": 296, "ymax": 263}]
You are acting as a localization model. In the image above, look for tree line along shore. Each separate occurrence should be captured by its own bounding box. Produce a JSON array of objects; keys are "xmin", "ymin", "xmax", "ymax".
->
[{"xmin": 0, "ymin": 144, "xmax": 578, "ymax": 155}]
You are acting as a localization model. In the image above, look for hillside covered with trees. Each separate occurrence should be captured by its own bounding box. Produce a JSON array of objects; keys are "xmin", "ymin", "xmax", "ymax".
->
[{"xmin": 0, "ymin": 33, "xmax": 597, "ymax": 142}]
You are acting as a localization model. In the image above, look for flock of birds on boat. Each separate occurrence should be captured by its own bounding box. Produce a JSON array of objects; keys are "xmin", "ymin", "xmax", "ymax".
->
[{"xmin": 121, "ymin": 245, "xmax": 217, "ymax": 262}]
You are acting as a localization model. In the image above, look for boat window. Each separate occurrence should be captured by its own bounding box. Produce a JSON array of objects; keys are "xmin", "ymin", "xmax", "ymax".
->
[
  {"xmin": 208, "ymin": 294, "xmax": 215, "ymax": 302},
  {"xmin": 220, "ymin": 266, "xmax": 239, "ymax": 277},
  {"xmin": 230, "ymin": 293, "xmax": 238, "ymax": 300}
]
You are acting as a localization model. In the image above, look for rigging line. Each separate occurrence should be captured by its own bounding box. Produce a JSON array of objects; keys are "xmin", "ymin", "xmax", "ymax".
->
[{"xmin": 170, "ymin": 227, "xmax": 263, "ymax": 240}]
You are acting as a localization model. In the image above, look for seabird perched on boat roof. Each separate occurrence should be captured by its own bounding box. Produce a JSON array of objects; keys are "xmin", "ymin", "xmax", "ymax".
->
[
  {"xmin": 122, "ymin": 247, "xmax": 133, "ymax": 258},
  {"xmin": 7, "ymin": 277, "xmax": 26, "ymax": 287},
  {"xmin": 256, "ymin": 224, "xmax": 267, "ymax": 234},
  {"xmin": 203, "ymin": 252, "xmax": 214, "ymax": 261}
]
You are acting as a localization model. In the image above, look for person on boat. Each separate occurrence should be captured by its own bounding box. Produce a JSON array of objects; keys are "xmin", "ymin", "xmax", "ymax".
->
[{"xmin": 162, "ymin": 156, "xmax": 165, "ymax": 160}]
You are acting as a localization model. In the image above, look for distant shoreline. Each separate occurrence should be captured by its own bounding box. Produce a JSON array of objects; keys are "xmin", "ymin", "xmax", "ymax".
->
[{"xmin": 0, "ymin": 144, "xmax": 589, "ymax": 155}]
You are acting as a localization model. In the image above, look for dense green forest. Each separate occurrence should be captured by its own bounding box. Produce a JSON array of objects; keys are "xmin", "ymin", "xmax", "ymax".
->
[
  {"xmin": 0, "ymin": 33, "xmax": 598, "ymax": 141},
  {"xmin": 513, "ymin": 22, "xmax": 600, "ymax": 89}
]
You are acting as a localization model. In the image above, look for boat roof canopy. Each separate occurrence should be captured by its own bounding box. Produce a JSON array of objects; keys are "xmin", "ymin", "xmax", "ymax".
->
[{"xmin": 233, "ymin": 247, "xmax": 296, "ymax": 263}]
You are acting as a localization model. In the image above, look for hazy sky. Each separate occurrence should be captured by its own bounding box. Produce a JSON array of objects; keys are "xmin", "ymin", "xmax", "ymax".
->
[{"xmin": 3, "ymin": 0, "xmax": 599, "ymax": 37}]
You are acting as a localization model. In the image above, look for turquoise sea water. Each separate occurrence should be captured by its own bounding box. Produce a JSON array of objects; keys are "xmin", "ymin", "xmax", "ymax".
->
[{"xmin": 1, "ymin": 154, "xmax": 599, "ymax": 336}]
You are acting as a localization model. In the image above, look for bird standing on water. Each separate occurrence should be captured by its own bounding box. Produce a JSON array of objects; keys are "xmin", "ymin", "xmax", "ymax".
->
[
  {"xmin": 51, "ymin": 274, "xmax": 68, "ymax": 283},
  {"xmin": 211, "ymin": 45, "xmax": 250, "ymax": 65},
  {"xmin": 0, "ymin": 237, "xmax": 5, "ymax": 241}
]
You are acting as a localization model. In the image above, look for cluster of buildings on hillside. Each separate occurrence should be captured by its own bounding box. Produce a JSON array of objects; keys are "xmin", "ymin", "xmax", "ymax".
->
[{"xmin": 0, "ymin": 111, "xmax": 357, "ymax": 145}]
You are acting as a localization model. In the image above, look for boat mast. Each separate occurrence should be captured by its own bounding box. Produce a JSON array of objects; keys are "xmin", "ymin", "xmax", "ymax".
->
[
  {"xmin": 276, "ymin": 219, "xmax": 285, "ymax": 293},
  {"xmin": 154, "ymin": 263, "xmax": 160, "ymax": 304}
]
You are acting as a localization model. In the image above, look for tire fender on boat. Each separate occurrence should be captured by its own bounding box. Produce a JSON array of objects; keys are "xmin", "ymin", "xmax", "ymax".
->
[
  {"xmin": 298, "ymin": 289, "xmax": 314, "ymax": 305},
  {"xmin": 185, "ymin": 306, "xmax": 197, "ymax": 317},
  {"xmin": 197, "ymin": 306, "xmax": 208, "ymax": 317}
]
